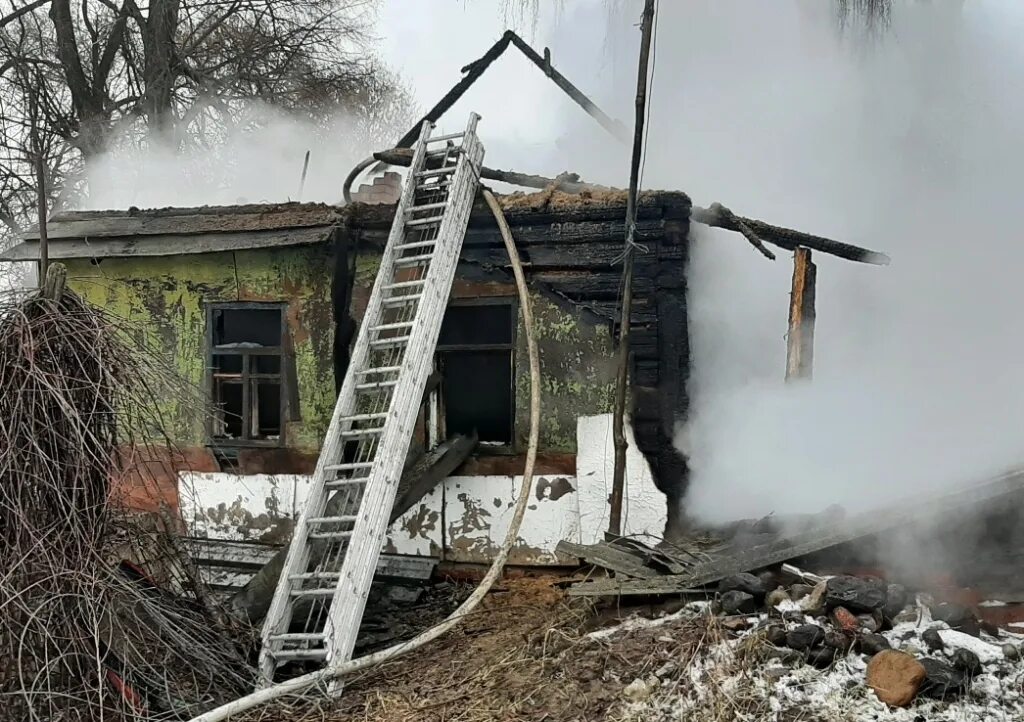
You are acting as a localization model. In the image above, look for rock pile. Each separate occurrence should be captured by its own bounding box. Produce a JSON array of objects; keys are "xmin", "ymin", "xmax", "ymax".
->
[{"xmin": 712, "ymin": 571, "xmax": 1024, "ymax": 708}]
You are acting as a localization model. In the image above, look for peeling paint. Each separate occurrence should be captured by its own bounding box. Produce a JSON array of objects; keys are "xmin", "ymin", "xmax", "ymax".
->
[
  {"xmin": 180, "ymin": 417, "xmax": 659, "ymax": 563},
  {"xmin": 535, "ymin": 476, "xmax": 575, "ymax": 502},
  {"xmin": 514, "ymin": 291, "xmax": 617, "ymax": 452},
  {"xmin": 64, "ymin": 246, "xmax": 336, "ymax": 451}
]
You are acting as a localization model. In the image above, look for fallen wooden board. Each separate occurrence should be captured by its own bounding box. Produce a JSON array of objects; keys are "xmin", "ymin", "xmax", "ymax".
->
[
  {"xmin": 556, "ymin": 540, "xmax": 660, "ymax": 579},
  {"xmin": 568, "ymin": 468, "xmax": 1024, "ymax": 597}
]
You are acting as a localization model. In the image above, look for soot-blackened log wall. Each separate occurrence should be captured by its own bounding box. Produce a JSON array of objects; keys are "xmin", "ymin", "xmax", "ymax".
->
[{"xmin": 341, "ymin": 190, "xmax": 693, "ymax": 511}]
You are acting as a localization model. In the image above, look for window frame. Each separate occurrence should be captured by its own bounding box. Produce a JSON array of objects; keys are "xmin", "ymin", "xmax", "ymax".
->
[
  {"xmin": 205, "ymin": 301, "xmax": 289, "ymax": 449},
  {"xmin": 435, "ymin": 297, "xmax": 518, "ymax": 451}
]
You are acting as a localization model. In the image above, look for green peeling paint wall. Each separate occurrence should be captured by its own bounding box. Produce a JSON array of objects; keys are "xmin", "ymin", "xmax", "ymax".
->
[
  {"xmin": 63, "ymin": 244, "xmax": 336, "ymax": 451},
  {"xmin": 63, "ymin": 244, "xmax": 617, "ymax": 455},
  {"xmin": 514, "ymin": 290, "xmax": 616, "ymax": 451}
]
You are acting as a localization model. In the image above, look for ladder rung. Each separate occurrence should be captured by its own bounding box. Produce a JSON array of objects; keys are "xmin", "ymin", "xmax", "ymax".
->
[
  {"xmin": 405, "ymin": 215, "xmax": 445, "ymax": 228},
  {"xmin": 407, "ymin": 202, "xmax": 448, "ymax": 213},
  {"xmin": 427, "ymin": 131, "xmax": 464, "ymax": 143},
  {"xmin": 288, "ymin": 572, "xmax": 340, "ymax": 582},
  {"xmin": 395, "ymin": 239, "xmax": 436, "ymax": 251},
  {"xmin": 416, "ymin": 180, "xmax": 452, "ymax": 192},
  {"xmin": 382, "ymin": 292, "xmax": 423, "ymax": 306},
  {"xmin": 290, "ymin": 588, "xmax": 337, "ymax": 597},
  {"xmin": 357, "ymin": 366, "xmax": 402, "ymax": 375},
  {"xmin": 371, "ymin": 321, "xmax": 414, "ymax": 332},
  {"xmin": 356, "ymin": 380, "xmax": 398, "ymax": 391},
  {"xmin": 393, "ymin": 254, "xmax": 434, "ymax": 266},
  {"xmin": 416, "ymin": 166, "xmax": 456, "ymax": 179},
  {"xmin": 324, "ymin": 478, "xmax": 369, "ymax": 489},
  {"xmin": 325, "ymin": 461, "xmax": 373, "ymax": 471},
  {"xmin": 383, "ymin": 280, "xmax": 426, "ymax": 291},
  {"xmin": 271, "ymin": 649, "xmax": 328, "ymax": 661},
  {"xmin": 340, "ymin": 427, "xmax": 384, "ymax": 438},
  {"xmin": 308, "ymin": 530, "xmax": 355, "ymax": 541},
  {"xmin": 269, "ymin": 632, "xmax": 326, "ymax": 642},
  {"xmin": 342, "ymin": 412, "xmax": 389, "ymax": 423},
  {"xmin": 307, "ymin": 515, "xmax": 358, "ymax": 525},
  {"xmin": 369, "ymin": 336, "xmax": 410, "ymax": 348}
]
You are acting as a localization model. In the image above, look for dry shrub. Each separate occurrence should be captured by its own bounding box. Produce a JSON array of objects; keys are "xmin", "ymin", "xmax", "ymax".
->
[{"xmin": 0, "ymin": 281, "xmax": 255, "ymax": 721}]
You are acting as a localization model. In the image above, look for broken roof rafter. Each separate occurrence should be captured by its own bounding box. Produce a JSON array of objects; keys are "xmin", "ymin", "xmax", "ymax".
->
[{"xmin": 371, "ymin": 28, "xmax": 890, "ymax": 267}]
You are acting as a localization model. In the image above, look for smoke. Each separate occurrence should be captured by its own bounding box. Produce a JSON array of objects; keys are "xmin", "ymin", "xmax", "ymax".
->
[
  {"xmin": 544, "ymin": 0, "xmax": 1024, "ymax": 524},
  {"xmin": 83, "ymin": 102, "xmax": 411, "ymax": 210}
]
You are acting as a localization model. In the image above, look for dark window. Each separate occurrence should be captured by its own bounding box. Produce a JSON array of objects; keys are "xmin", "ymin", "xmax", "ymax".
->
[
  {"xmin": 437, "ymin": 301, "xmax": 515, "ymax": 445},
  {"xmin": 207, "ymin": 303, "xmax": 288, "ymax": 446}
]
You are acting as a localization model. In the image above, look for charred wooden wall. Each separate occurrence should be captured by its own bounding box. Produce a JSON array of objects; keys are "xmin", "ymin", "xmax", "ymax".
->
[{"xmin": 342, "ymin": 190, "xmax": 693, "ymax": 501}]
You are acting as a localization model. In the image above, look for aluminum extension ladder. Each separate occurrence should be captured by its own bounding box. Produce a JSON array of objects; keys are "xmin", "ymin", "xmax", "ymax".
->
[{"xmin": 257, "ymin": 113, "xmax": 484, "ymax": 685}]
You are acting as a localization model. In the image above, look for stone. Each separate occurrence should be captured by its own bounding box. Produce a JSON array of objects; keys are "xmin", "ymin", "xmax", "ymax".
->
[
  {"xmin": 883, "ymin": 584, "xmax": 909, "ymax": 620},
  {"xmin": 757, "ymin": 569, "xmax": 780, "ymax": 592},
  {"xmin": 831, "ymin": 606, "xmax": 859, "ymax": 633},
  {"xmin": 918, "ymin": 658, "xmax": 968, "ymax": 699},
  {"xmin": 720, "ymin": 590, "xmax": 758, "ymax": 615},
  {"xmin": 800, "ymin": 580, "xmax": 828, "ymax": 614},
  {"xmin": 766, "ymin": 647, "xmax": 802, "ymax": 665},
  {"xmin": 866, "ymin": 650, "xmax": 927, "ymax": 707},
  {"xmin": 922, "ymin": 628, "xmax": 945, "ymax": 653},
  {"xmin": 786, "ymin": 624, "xmax": 826, "ymax": 650},
  {"xmin": 718, "ymin": 573, "xmax": 768, "ymax": 600},
  {"xmin": 807, "ymin": 646, "xmax": 838, "ymax": 669},
  {"xmin": 952, "ymin": 648, "xmax": 982, "ymax": 677},
  {"xmin": 1002, "ymin": 643, "xmax": 1021, "ymax": 660},
  {"xmin": 790, "ymin": 583, "xmax": 814, "ymax": 601},
  {"xmin": 764, "ymin": 624, "xmax": 788, "ymax": 647},
  {"xmin": 858, "ymin": 633, "xmax": 892, "ymax": 656},
  {"xmin": 824, "ymin": 630, "xmax": 854, "ymax": 652},
  {"xmin": 766, "ymin": 587, "xmax": 791, "ymax": 609},
  {"xmin": 825, "ymin": 575, "xmax": 887, "ymax": 613},
  {"xmin": 930, "ymin": 603, "xmax": 980, "ymax": 636},
  {"xmin": 858, "ymin": 611, "xmax": 884, "ymax": 633}
]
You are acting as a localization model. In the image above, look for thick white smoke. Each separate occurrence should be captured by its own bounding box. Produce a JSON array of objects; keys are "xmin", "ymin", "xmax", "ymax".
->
[
  {"xmin": 83, "ymin": 103, "xmax": 409, "ymax": 210},
  {"xmin": 539, "ymin": 0, "xmax": 1024, "ymax": 523}
]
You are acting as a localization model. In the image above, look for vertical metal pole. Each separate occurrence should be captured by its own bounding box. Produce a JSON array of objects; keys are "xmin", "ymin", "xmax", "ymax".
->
[
  {"xmin": 609, "ymin": 0, "xmax": 656, "ymax": 537},
  {"xmin": 786, "ymin": 247, "xmax": 817, "ymax": 381}
]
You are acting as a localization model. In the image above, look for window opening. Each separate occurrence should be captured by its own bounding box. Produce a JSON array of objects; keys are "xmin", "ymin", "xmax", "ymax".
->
[
  {"xmin": 208, "ymin": 304, "xmax": 287, "ymax": 446},
  {"xmin": 436, "ymin": 300, "xmax": 516, "ymax": 446}
]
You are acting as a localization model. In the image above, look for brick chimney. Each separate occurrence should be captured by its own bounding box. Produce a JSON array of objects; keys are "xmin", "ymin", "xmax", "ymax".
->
[{"xmin": 350, "ymin": 171, "xmax": 403, "ymax": 205}]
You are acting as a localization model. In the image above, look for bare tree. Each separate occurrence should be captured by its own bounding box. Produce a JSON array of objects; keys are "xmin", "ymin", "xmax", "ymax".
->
[{"xmin": 0, "ymin": 0, "xmax": 412, "ymax": 251}]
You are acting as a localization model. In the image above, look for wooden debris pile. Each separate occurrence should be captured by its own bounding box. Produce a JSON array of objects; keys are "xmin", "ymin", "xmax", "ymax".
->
[{"xmin": 561, "ymin": 468, "xmax": 1024, "ymax": 599}]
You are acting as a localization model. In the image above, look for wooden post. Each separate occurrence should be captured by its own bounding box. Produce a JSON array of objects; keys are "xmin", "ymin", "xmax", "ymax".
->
[
  {"xmin": 609, "ymin": 0, "xmax": 656, "ymax": 537},
  {"xmin": 786, "ymin": 247, "xmax": 817, "ymax": 381}
]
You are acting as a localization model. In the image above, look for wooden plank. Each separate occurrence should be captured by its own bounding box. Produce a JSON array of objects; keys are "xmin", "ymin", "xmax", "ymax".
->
[
  {"xmin": 1, "ymin": 226, "xmax": 333, "ymax": 261},
  {"xmin": 556, "ymin": 540, "xmax": 660, "ymax": 579},
  {"xmin": 390, "ymin": 433, "xmax": 477, "ymax": 524},
  {"xmin": 605, "ymin": 536, "xmax": 691, "ymax": 575},
  {"xmin": 567, "ymin": 578, "xmax": 711, "ymax": 597},
  {"xmin": 786, "ymin": 247, "xmax": 817, "ymax": 381},
  {"xmin": 568, "ymin": 468, "xmax": 1024, "ymax": 597},
  {"xmin": 346, "ymin": 194, "xmax": 686, "ymax": 231},
  {"xmin": 25, "ymin": 204, "xmax": 340, "ymax": 240}
]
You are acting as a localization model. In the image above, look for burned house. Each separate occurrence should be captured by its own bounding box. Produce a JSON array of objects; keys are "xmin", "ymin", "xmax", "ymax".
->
[{"xmin": 1, "ymin": 187, "xmax": 693, "ymax": 568}]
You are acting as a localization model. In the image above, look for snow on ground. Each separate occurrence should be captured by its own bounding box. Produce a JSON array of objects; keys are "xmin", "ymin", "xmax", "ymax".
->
[{"xmin": 608, "ymin": 603, "xmax": 1024, "ymax": 722}]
